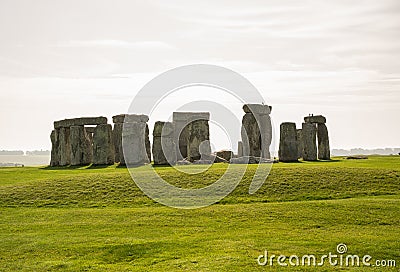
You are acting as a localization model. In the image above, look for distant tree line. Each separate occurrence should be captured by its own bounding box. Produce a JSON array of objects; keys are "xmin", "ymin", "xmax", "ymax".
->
[
  {"xmin": 0, "ymin": 150, "xmax": 50, "ymax": 156},
  {"xmin": 332, "ymin": 148, "xmax": 400, "ymax": 156}
]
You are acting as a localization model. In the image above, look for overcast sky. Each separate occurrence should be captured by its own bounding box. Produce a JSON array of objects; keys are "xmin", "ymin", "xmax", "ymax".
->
[{"xmin": 0, "ymin": 0, "xmax": 399, "ymax": 151}]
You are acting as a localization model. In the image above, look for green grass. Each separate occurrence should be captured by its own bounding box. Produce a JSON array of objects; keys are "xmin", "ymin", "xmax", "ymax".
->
[{"xmin": 0, "ymin": 156, "xmax": 399, "ymax": 271}]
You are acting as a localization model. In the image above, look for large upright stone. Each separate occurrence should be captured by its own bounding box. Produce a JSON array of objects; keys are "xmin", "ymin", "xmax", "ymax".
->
[
  {"xmin": 112, "ymin": 114, "xmax": 150, "ymax": 165},
  {"xmin": 317, "ymin": 123, "xmax": 330, "ymax": 160},
  {"xmin": 145, "ymin": 124, "xmax": 151, "ymax": 162},
  {"xmin": 278, "ymin": 122, "xmax": 298, "ymax": 162},
  {"xmin": 237, "ymin": 141, "xmax": 243, "ymax": 157},
  {"xmin": 172, "ymin": 112, "xmax": 210, "ymax": 160},
  {"xmin": 92, "ymin": 124, "xmax": 114, "ymax": 165},
  {"xmin": 241, "ymin": 104, "xmax": 272, "ymax": 160},
  {"xmin": 112, "ymin": 123, "xmax": 123, "ymax": 163},
  {"xmin": 70, "ymin": 126, "xmax": 92, "ymax": 165},
  {"xmin": 302, "ymin": 122, "xmax": 317, "ymax": 161},
  {"xmin": 296, "ymin": 129, "xmax": 304, "ymax": 159},
  {"xmin": 58, "ymin": 127, "xmax": 71, "ymax": 166},
  {"xmin": 122, "ymin": 122, "xmax": 150, "ymax": 165},
  {"xmin": 187, "ymin": 119, "xmax": 211, "ymax": 162},
  {"xmin": 152, "ymin": 121, "xmax": 176, "ymax": 165},
  {"xmin": 50, "ymin": 129, "xmax": 60, "ymax": 166}
]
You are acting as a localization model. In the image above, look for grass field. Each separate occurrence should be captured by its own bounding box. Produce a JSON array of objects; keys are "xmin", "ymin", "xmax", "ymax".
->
[{"xmin": 0, "ymin": 156, "xmax": 399, "ymax": 271}]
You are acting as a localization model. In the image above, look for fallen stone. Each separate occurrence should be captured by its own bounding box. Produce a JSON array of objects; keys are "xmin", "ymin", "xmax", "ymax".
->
[{"xmin": 216, "ymin": 150, "xmax": 233, "ymax": 161}]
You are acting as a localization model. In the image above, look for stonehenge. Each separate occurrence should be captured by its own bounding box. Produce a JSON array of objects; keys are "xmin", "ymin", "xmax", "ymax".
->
[
  {"xmin": 49, "ymin": 108, "xmax": 331, "ymax": 167},
  {"xmin": 278, "ymin": 114, "xmax": 331, "ymax": 162},
  {"xmin": 50, "ymin": 115, "xmax": 151, "ymax": 166}
]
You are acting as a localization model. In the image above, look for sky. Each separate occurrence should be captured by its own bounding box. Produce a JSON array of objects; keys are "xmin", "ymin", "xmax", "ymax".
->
[{"xmin": 0, "ymin": 0, "xmax": 399, "ymax": 151}]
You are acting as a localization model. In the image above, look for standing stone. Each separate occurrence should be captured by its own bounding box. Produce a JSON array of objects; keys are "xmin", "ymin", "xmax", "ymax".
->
[
  {"xmin": 50, "ymin": 129, "xmax": 60, "ymax": 166},
  {"xmin": 187, "ymin": 119, "xmax": 211, "ymax": 162},
  {"xmin": 241, "ymin": 113, "xmax": 261, "ymax": 157},
  {"xmin": 122, "ymin": 122, "xmax": 150, "ymax": 165},
  {"xmin": 112, "ymin": 123, "xmax": 123, "ymax": 163},
  {"xmin": 145, "ymin": 124, "xmax": 151, "ymax": 162},
  {"xmin": 172, "ymin": 112, "xmax": 210, "ymax": 160},
  {"xmin": 237, "ymin": 141, "xmax": 243, "ymax": 157},
  {"xmin": 92, "ymin": 124, "xmax": 114, "ymax": 165},
  {"xmin": 302, "ymin": 122, "xmax": 317, "ymax": 161},
  {"xmin": 152, "ymin": 121, "xmax": 176, "ymax": 165},
  {"xmin": 296, "ymin": 129, "xmax": 304, "ymax": 159},
  {"xmin": 317, "ymin": 123, "xmax": 330, "ymax": 160},
  {"xmin": 241, "ymin": 104, "xmax": 272, "ymax": 160},
  {"xmin": 70, "ymin": 126, "xmax": 92, "ymax": 165},
  {"xmin": 112, "ymin": 114, "xmax": 150, "ymax": 165},
  {"xmin": 58, "ymin": 127, "xmax": 71, "ymax": 166},
  {"xmin": 278, "ymin": 122, "xmax": 298, "ymax": 162}
]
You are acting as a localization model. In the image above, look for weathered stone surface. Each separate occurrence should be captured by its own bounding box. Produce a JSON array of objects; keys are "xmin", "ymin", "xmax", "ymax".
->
[
  {"xmin": 317, "ymin": 123, "xmax": 330, "ymax": 160},
  {"xmin": 216, "ymin": 150, "xmax": 233, "ymax": 161},
  {"xmin": 153, "ymin": 121, "xmax": 174, "ymax": 137},
  {"xmin": 70, "ymin": 126, "xmax": 92, "ymax": 165},
  {"xmin": 92, "ymin": 124, "xmax": 114, "ymax": 165},
  {"xmin": 304, "ymin": 115, "xmax": 326, "ymax": 124},
  {"xmin": 302, "ymin": 122, "xmax": 317, "ymax": 161},
  {"xmin": 237, "ymin": 141, "xmax": 243, "ymax": 157},
  {"xmin": 204, "ymin": 154, "xmax": 228, "ymax": 163},
  {"xmin": 173, "ymin": 112, "xmax": 210, "ymax": 121},
  {"xmin": 122, "ymin": 122, "xmax": 150, "ymax": 165},
  {"xmin": 241, "ymin": 113, "xmax": 260, "ymax": 157},
  {"xmin": 50, "ymin": 129, "xmax": 60, "ymax": 166},
  {"xmin": 243, "ymin": 104, "xmax": 271, "ymax": 115},
  {"xmin": 152, "ymin": 122, "xmax": 176, "ymax": 165},
  {"xmin": 230, "ymin": 156, "xmax": 273, "ymax": 164},
  {"xmin": 145, "ymin": 124, "xmax": 151, "ymax": 162},
  {"xmin": 296, "ymin": 129, "xmax": 304, "ymax": 159},
  {"xmin": 112, "ymin": 123, "xmax": 123, "ymax": 163},
  {"xmin": 112, "ymin": 114, "xmax": 149, "ymax": 124},
  {"xmin": 177, "ymin": 159, "xmax": 191, "ymax": 165},
  {"xmin": 172, "ymin": 112, "xmax": 210, "ymax": 160},
  {"xmin": 193, "ymin": 160, "xmax": 213, "ymax": 164},
  {"xmin": 187, "ymin": 120, "xmax": 211, "ymax": 162},
  {"xmin": 54, "ymin": 117, "xmax": 107, "ymax": 129},
  {"xmin": 58, "ymin": 127, "xmax": 71, "ymax": 166},
  {"xmin": 278, "ymin": 122, "xmax": 298, "ymax": 162},
  {"xmin": 241, "ymin": 104, "xmax": 272, "ymax": 160},
  {"xmin": 85, "ymin": 127, "xmax": 96, "ymax": 134}
]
